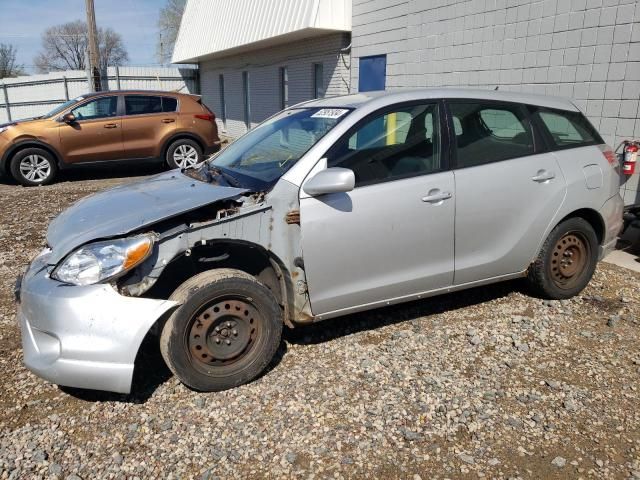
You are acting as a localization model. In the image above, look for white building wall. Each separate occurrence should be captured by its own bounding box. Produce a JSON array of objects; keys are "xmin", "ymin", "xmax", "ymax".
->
[
  {"xmin": 200, "ymin": 32, "xmax": 351, "ymax": 138},
  {"xmin": 350, "ymin": 0, "xmax": 640, "ymax": 150}
]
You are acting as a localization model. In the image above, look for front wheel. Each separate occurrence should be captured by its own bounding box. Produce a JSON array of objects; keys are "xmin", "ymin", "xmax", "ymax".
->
[
  {"xmin": 160, "ymin": 269, "xmax": 283, "ymax": 392},
  {"xmin": 10, "ymin": 148, "xmax": 58, "ymax": 186},
  {"xmin": 527, "ymin": 217, "xmax": 598, "ymax": 299}
]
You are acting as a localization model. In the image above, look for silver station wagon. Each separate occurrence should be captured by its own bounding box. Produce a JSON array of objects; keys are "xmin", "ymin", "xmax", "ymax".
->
[{"xmin": 17, "ymin": 88, "xmax": 623, "ymax": 394}]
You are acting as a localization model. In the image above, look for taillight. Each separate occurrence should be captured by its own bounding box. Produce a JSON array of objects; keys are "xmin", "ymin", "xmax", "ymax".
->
[
  {"xmin": 602, "ymin": 149, "xmax": 618, "ymax": 166},
  {"xmin": 194, "ymin": 113, "xmax": 215, "ymax": 122},
  {"xmin": 622, "ymin": 142, "xmax": 639, "ymax": 175},
  {"xmin": 601, "ymin": 147, "xmax": 620, "ymax": 174}
]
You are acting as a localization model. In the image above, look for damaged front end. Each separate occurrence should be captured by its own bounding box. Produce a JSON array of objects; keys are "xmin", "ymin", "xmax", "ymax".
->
[
  {"xmin": 116, "ymin": 190, "xmax": 270, "ymax": 299},
  {"xmin": 19, "ymin": 167, "xmax": 311, "ymax": 394},
  {"xmin": 43, "ymin": 166, "xmax": 310, "ymax": 328}
]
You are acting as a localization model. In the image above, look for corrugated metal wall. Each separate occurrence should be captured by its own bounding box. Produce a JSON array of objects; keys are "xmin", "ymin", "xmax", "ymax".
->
[
  {"xmin": 0, "ymin": 66, "xmax": 198, "ymax": 123},
  {"xmin": 173, "ymin": 0, "xmax": 351, "ymax": 63},
  {"xmin": 200, "ymin": 33, "xmax": 351, "ymax": 139}
]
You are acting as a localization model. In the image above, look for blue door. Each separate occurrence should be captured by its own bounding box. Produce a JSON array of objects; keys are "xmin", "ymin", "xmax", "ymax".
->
[{"xmin": 359, "ymin": 55, "xmax": 386, "ymax": 92}]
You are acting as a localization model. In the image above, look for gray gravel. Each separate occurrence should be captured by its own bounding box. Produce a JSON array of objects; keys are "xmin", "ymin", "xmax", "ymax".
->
[{"xmin": 1, "ymin": 172, "xmax": 640, "ymax": 479}]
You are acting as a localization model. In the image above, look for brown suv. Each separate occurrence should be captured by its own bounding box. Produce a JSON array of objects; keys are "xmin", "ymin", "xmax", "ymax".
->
[{"xmin": 0, "ymin": 90, "xmax": 220, "ymax": 186}]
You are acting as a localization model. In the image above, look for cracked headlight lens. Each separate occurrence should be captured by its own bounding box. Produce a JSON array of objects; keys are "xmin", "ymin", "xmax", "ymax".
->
[{"xmin": 51, "ymin": 235, "xmax": 154, "ymax": 286}]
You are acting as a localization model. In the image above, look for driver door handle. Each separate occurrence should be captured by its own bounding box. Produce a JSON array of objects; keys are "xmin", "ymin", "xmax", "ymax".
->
[
  {"xmin": 532, "ymin": 170, "xmax": 555, "ymax": 182},
  {"xmin": 103, "ymin": 123, "xmax": 118, "ymax": 129},
  {"xmin": 422, "ymin": 190, "xmax": 452, "ymax": 203},
  {"xmin": 162, "ymin": 118, "xmax": 175, "ymax": 123}
]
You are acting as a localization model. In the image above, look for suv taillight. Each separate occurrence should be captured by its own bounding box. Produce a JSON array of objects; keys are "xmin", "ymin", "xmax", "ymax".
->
[{"xmin": 194, "ymin": 114, "xmax": 215, "ymax": 122}]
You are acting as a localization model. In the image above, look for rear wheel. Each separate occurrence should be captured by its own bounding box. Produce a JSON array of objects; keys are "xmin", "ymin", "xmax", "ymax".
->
[
  {"xmin": 10, "ymin": 148, "xmax": 57, "ymax": 186},
  {"xmin": 527, "ymin": 217, "xmax": 598, "ymax": 299},
  {"xmin": 166, "ymin": 139, "xmax": 203, "ymax": 169},
  {"xmin": 160, "ymin": 269, "xmax": 283, "ymax": 392}
]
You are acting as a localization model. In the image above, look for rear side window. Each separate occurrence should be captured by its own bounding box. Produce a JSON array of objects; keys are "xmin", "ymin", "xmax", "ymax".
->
[
  {"xmin": 535, "ymin": 109, "xmax": 601, "ymax": 149},
  {"xmin": 162, "ymin": 97, "xmax": 178, "ymax": 112},
  {"xmin": 479, "ymin": 109, "xmax": 526, "ymax": 138},
  {"xmin": 125, "ymin": 96, "xmax": 163, "ymax": 115},
  {"xmin": 449, "ymin": 102, "xmax": 534, "ymax": 168}
]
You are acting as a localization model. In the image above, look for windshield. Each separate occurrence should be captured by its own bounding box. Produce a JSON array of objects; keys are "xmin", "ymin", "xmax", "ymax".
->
[
  {"xmin": 43, "ymin": 97, "xmax": 86, "ymax": 118},
  {"xmin": 210, "ymin": 107, "xmax": 351, "ymax": 187}
]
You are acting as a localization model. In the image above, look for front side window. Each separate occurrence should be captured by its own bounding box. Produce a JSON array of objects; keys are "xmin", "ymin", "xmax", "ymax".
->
[
  {"xmin": 327, "ymin": 103, "xmax": 440, "ymax": 186},
  {"xmin": 535, "ymin": 109, "xmax": 601, "ymax": 148},
  {"xmin": 125, "ymin": 96, "xmax": 163, "ymax": 115},
  {"xmin": 71, "ymin": 96, "xmax": 118, "ymax": 121},
  {"xmin": 210, "ymin": 107, "xmax": 350, "ymax": 186},
  {"xmin": 449, "ymin": 102, "xmax": 534, "ymax": 168},
  {"xmin": 45, "ymin": 96, "xmax": 86, "ymax": 118}
]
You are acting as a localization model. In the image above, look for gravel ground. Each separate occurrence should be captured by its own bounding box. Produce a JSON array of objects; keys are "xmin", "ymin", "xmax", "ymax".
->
[{"xmin": 1, "ymin": 168, "xmax": 639, "ymax": 479}]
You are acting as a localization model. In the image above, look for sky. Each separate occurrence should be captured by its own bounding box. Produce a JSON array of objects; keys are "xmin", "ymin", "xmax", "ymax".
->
[{"xmin": 0, "ymin": 0, "xmax": 163, "ymax": 74}]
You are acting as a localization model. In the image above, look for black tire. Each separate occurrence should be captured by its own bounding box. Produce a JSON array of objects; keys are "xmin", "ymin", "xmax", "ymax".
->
[
  {"xmin": 166, "ymin": 139, "xmax": 203, "ymax": 169},
  {"xmin": 527, "ymin": 217, "xmax": 598, "ymax": 299},
  {"xmin": 160, "ymin": 268, "xmax": 283, "ymax": 392},
  {"xmin": 10, "ymin": 147, "xmax": 58, "ymax": 186}
]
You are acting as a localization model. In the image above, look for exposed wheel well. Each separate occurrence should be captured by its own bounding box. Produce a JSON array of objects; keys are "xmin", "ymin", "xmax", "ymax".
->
[
  {"xmin": 143, "ymin": 240, "xmax": 295, "ymax": 327},
  {"xmin": 558, "ymin": 208, "xmax": 605, "ymax": 245}
]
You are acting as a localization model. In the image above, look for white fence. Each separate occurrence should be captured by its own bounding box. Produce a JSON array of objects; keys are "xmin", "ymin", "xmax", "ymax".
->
[{"xmin": 0, "ymin": 66, "xmax": 199, "ymax": 123}]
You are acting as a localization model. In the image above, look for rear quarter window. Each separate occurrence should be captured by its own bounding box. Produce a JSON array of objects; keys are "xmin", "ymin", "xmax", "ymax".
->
[
  {"xmin": 162, "ymin": 97, "xmax": 178, "ymax": 112},
  {"xmin": 535, "ymin": 109, "xmax": 602, "ymax": 149}
]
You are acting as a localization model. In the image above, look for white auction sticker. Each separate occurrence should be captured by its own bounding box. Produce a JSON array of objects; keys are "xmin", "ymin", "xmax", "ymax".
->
[{"xmin": 311, "ymin": 108, "xmax": 349, "ymax": 119}]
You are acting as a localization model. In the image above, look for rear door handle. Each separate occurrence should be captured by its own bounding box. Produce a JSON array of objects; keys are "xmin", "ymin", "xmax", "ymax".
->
[
  {"xmin": 532, "ymin": 170, "xmax": 555, "ymax": 183},
  {"xmin": 104, "ymin": 123, "xmax": 118, "ymax": 129},
  {"xmin": 422, "ymin": 190, "xmax": 452, "ymax": 203},
  {"xmin": 161, "ymin": 118, "xmax": 175, "ymax": 123}
]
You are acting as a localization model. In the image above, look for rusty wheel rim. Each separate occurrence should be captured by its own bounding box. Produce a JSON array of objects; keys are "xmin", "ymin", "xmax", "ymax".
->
[
  {"xmin": 188, "ymin": 298, "xmax": 261, "ymax": 369},
  {"xmin": 550, "ymin": 232, "xmax": 589, "ymax": 289}
]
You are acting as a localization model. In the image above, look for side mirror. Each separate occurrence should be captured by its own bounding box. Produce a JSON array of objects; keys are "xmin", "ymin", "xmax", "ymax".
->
[
  {"xmin": 61, "ymin": 112, "xmax": 76, "ymax": 123},
  {"xmin": 303, "ymin": 167, "xmax": 355, "ymax": 196}
]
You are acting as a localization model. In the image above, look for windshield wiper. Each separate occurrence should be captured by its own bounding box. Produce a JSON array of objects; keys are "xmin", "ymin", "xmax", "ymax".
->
[{"xmin": 208, "ymin": 165, "xmax": 242, "ymax": 188}]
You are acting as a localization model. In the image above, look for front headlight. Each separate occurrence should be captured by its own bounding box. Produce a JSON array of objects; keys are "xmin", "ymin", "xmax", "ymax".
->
[{"xmin": 51, "ymin": 234, "xmax": 154, "ymax": 286}]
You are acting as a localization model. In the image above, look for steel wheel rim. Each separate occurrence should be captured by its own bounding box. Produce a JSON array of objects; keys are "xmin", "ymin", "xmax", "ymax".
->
[
  {"xmin": 187, "ymin": 297, "xmax": 262, "ymax": 372},
  {"xmin": 19, "ymin": 155, "xmax": 51, "ymax": 183},
  {"xmin": 550, "ymin": 231, "xmax": 589, "ymax": 289},
  {"xmin": 173, "ymin": 145, "xmax": 199, "ymax": 168}
]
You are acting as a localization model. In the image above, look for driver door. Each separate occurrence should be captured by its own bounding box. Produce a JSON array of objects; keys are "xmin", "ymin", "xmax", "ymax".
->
[
  {"xmin": 300, "ymin": 102, "xmax": 455, "ymax": 316},
  {"xmin": 59, "ymin": 95, "xmax": 124, "ymax": 163}
]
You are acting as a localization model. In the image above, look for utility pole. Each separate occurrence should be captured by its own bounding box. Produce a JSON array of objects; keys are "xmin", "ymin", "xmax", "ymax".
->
[{"xmin": 85, "ymin": 0, "xmax": 101, "ymax": 92}]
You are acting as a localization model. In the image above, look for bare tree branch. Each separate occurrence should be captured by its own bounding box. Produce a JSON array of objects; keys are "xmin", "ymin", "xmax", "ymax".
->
[
  {"xmin": 34, "ymin": 20, "xmax": 129, "ymax": 73},
  {"xmin": 0, "ymin": 43, "xmax": 25, "ymax": 78},
  {"xmin": 157, "ymin": 0, "xmax": 186, "ymax": 64}
]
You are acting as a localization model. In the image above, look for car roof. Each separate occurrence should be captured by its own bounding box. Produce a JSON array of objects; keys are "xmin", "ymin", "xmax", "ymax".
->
[
  {"xmin": 78, "ymin": 89, "xmax": 193, "ymax": 99},
  {"xmin": 299, "ymin": 88, "xmax": 579, "ymax": 112}
]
